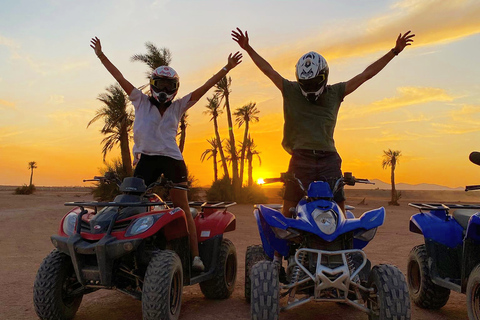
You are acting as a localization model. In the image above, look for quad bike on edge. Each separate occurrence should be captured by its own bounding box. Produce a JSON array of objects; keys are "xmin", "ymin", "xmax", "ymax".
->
[
  {"xmin": 245, "ymin": 172, "xmax": 411, "ymax": 320},
  {"xmin": 407, "ymin": 151, "xmax": 480, "ymax": 320},
  {"xmin": 33, "ymin": 173, "xmax": 237, "ymax": 320}
]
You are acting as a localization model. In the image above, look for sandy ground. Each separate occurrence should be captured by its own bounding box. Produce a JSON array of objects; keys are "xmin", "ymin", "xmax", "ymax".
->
[{"xmin": 1, "ymin": 187, "xmax": 479, "ymax": 320}]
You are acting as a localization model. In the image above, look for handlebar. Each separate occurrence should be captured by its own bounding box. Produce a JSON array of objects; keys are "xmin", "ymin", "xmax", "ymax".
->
[
  {"xmin": 262, "ymin": 172, "xmax": 374, "ymax": 196},
  {"xmin": 466, "ymin": 185, "xmax": 480, "ymax": 192}
]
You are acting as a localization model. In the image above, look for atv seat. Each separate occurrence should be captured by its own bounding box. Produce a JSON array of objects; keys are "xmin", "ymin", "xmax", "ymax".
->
[{"xmin": 452, "ymin": 209, "xmax": 479, "ymax": 230}]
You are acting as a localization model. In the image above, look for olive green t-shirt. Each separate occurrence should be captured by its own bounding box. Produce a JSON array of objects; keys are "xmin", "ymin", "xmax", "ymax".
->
[{"xmin": 281, "ymin": 79, "xmax": 346, "ymax": 154}]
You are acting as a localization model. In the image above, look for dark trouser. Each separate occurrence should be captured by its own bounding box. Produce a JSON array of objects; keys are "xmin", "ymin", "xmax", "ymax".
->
[
  {"xmin": 133, "ymin": 154, "xmax": 188, "ymax": 186},
  {"xmin": 283, "ymin": 149, "xmax": 345, "ymax": 204}
]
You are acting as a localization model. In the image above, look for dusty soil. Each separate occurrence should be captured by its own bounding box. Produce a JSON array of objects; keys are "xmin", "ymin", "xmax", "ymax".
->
[{"xmin": 1, "ymin": 187, "xmax": 478, "ymax": 320}]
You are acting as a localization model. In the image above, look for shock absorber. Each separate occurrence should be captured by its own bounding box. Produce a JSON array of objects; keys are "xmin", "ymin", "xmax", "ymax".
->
[
  {"xmin": 346, "ymin": 253, "xmax": 360, "ymax": 283},
  {"xmin": 289, "ymin": 250, "xmax": 307, "ymax": 302}
]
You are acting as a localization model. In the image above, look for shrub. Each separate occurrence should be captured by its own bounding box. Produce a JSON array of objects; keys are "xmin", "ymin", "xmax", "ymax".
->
[
  {"xmin": 236, "ymin": 184, "xmax": 268, "ymax": 204},
  {"xmin": 14, "ymin": 184, "xmax": 36, "ymax": 195},
  {"xmin": 206, "ymin": 177, "xmax": 234, "ymax": 202},
  {"xmin": 206, "ymin": 178, "xmax": 268, "ymax": 204},
  {"xmin": 91, "ymin": 159, "xmax": 128, "ymax": 201}
]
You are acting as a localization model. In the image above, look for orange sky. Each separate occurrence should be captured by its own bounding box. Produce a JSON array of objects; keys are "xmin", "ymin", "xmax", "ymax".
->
[{"xmin": 1, "ymin": 0, "xmax": 480, "ymax": 188}]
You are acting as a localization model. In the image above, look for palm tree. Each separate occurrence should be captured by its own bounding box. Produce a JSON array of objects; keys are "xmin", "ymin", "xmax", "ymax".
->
[
  {"xmin": 28, "ymin": 161, "xmax": 37, "ymax": 186},
  {"xmin": 88, "ymin": 84, "xmax": 134, "ymax": 176},
  {"xmin": 244, "ymin": 135, "xmax": 261, "ymax": 187},
  {"xmin": 131, "ymin": 42, "xmax": 172, "ymax": 78},
  {"xmin": 200, "ymin": 137, "xmax": 219, "ymax": 182},
  {"xmin": 215, "ymin": 76, "xmax": 239, "ymax": 190},
  {"xmin": 131, "ymin": 42, "xmax": 189, "ymax": 154},
  {"xmin": 203, "ymin": 95, "xmax": 230, "ymax": 179},
  {"xmin": 382, "ymin": 149, "xmax": 402, "ymax": 205},
  {"xmin": 234, "ymin": 102, "xmax": 260, "ymax": 185}
]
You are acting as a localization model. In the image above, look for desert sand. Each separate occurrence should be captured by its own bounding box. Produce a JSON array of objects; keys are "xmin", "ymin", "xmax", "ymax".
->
[{"xmin": 1, "ymin": 186, "xmax": 478, "ymax": 320}]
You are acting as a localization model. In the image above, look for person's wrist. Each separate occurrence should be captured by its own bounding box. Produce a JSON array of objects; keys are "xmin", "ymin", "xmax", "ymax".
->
[
  {"xmin": 391, "ymin": 48, "xmax": 400, "ymax": 56},
  {"xmin": 222, "ymin": 66, "xmax": 230, "ymax": 72},
  {"xmin": 97, "ymin": 52, "xmax": 105, "ymax": 58}
]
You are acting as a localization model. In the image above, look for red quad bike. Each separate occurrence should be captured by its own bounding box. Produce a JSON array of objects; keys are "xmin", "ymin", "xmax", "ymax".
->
[{"xmin": 33, "ymin": 173, "xmax": 237, "ymax": 320}]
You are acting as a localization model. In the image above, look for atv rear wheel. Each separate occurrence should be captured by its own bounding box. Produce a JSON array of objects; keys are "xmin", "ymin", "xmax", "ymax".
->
[
  {"xmin": 250, "ymin": 260, "xmax": 280, "ymax": 320},
  {"xmin": 33, "ymin": 249, "xmax": 84, "ymax": 320},
  {"xmin": 467, "ymin": 264, "xmax": 480, "ymax": 319},
  {"xmin": 407, "ymin": 244, "xmax": 450, "ymax": 309},
  {"xmin": 244, "ymin": 244, "xmax": 269, "ymax": 303},
  {"xmin": 142, "ymin": 250, "xmax": 183, "ymax": 320},
  {"xmin": 367, "ymin": 264, "xmax": 411, "ymax": 320},
  {"xmin": 200, "ymin": 238, "xmax": 237, "ymax": 299}
]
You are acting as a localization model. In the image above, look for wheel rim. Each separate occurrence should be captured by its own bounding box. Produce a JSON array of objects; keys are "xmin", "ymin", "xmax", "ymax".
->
[
  {"xmin": 169, "ymin": 268, "xmax": 182, "ymax": 316},
  {"xmin": 407, "ymin": 259, "xmax": 421, "ymax": 294},
  {"xmin": 224, "ymin": 253, "xmax": 236, "ymax": 288},
  {"xmin": 471, "ymin": 282, "xmax": 480, "ymax": 319}
]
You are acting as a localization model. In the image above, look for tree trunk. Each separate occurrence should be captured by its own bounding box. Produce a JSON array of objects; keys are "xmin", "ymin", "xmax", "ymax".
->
[
  {"xmin": 239, "ymin": 122, "xmax": 249, "ymax": 186},
  {"xmin": 120, "ymin": 130, "xmax": 133, "ymax": 176},
  {"xmin": 179, "ymin": 114, "xmax": 187, "ymax": 153},
  {"xmin": 29, "ymin": 169, "xmax": 34, "ymax": 186},
  {"xmin": 247, "ymin": 153, "xmax": 253, "ymax": 187},
  {"xmin": 390, "ymin": 164, "xmax": 396, "ymax": 204},
  {"xmin": 214, "ymin": 118, "xmax": 230, "ymax": 179},
  {"xmin": 224, "ymin": 94, "xmax": 239, "ymax": 190},
  {"xmin": 213, "ymin": 153, "xmax": 218, "ymax": 182}
]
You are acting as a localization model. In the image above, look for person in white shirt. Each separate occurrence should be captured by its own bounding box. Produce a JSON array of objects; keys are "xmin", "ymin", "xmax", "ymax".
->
[{"xmin": 90, "ymin": 36, "xmax": 242, "ymax": 271}]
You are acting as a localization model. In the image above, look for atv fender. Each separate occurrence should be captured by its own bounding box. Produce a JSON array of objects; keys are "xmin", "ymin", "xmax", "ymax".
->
[
  {"xmin": 466, "ymin": 213, "xmax": 480, "ymax": 243},
  {"xmin": 254, "ymin": 207, "xmax": 289, "ymax": 259},
  {"xmin": 195, "ymin": 209, "xmax": 236, "ymax": 242},
  {"xmin": 410, "ymin": 212, "xmax": 464, "ymax": 248}
]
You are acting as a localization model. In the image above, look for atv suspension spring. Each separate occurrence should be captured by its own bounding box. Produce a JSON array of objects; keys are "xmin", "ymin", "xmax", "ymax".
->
[
  {"xmin": 290, "ymin": 250, "xmax": 308, "ymax": 284},
  {"xmin": 346, "ymin": 253, "xmax": 359, "ymax": 283}
]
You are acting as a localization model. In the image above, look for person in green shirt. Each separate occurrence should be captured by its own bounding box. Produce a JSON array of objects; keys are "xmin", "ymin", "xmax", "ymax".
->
[{"xmin": 232, "ymin": 28, "xmax": 414, "ymax": 217}]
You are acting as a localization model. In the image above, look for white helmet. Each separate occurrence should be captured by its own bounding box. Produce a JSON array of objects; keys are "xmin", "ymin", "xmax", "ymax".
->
[
  {"xmin": 150, "ymin": 66, "xmax": 180, "ymax": 104},
  {"xmin": 295, "ymin": 52, "xmax": 329, "ymax": 102}
]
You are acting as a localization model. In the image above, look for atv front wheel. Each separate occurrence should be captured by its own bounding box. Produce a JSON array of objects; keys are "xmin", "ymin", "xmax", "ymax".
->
[
  {"xmin": 33, "ymin": 249, "xmax": 84, "ymax": 320},
  {"xmin": 250, "ymin": 260, "xmax": 280, "ymax": 320},
  {"xmin": 200, "ymin": 238, "xmax": 237, "ymax": 299},
  {"xmin": 244, "ymin": 244, "xmax": 269, "ymax": 303},
  {"xmin": 467, "ymin": 264, "xmax": 480, "ymax": 319},
  {"xmin": 367, "ymin": 264, "xmax": 411, "ymax": 320},
  {"xmin": 142, "ymin": 250, "xmax": 183, "ymax": 320},
  {"xmin": 407, "ymin": 244, "xmax": 450, "ymax": 309}
]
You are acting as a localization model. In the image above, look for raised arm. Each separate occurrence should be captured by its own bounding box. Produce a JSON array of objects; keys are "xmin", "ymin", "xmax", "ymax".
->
[
  {"xmin": 231, "ymin": 28, "xmax": 284, "ymax": 92},
  {"xmin": 344, "ymin": 31, "xmax": 415, "ymax": 96},
  {"xmin": 189, "ymin": 51, "xmax": 242, "ymax": 103},
  {"xmin": 90, "ymin": 37, "xmax": 135, "ymax": 96}
]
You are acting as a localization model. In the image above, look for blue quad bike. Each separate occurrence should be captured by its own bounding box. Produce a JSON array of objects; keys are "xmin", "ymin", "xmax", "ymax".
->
[
  {"xmin": 245, "ymin": 172, "xmax": 411, "ymax": 320},
  {"xmin": 407, "ymin": 152, "xmax": 480, "ymax": 319}
]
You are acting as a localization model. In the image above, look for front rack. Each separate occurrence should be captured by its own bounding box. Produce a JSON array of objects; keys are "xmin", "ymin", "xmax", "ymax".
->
[{"xmin": 409, "ymin": 203, "xmax": 480, "ymax": 211}]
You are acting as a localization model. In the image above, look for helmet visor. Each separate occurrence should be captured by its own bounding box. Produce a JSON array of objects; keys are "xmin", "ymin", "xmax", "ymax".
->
[
  {"xmin": 298, "ymin": 74, "xmax": 326, "ymax": 92},
  {"xmin": 150, "ymin": 78, "xmax": 179, "ymax": 94}
]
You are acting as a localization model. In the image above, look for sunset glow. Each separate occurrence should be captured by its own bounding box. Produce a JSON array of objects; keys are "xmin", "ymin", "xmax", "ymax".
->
[{"xmin": 1, "ymin": 0, "xmax": 480, "ymax": 188}]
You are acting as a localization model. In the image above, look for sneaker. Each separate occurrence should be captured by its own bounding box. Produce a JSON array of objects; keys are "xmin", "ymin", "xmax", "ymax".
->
[{"xmin": 192, "ymin": 256, "xmax": 205, "ymax": 271}]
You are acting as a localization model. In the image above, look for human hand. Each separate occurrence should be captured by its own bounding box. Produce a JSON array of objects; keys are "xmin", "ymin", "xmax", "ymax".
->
[
  {"xmin": 90, "ymin": 37, "xmax": 103, "ymax": 57},
  {"xmin": 394, "ymin": 31, "xmax": 415, "ymax": 54},
  {"xmin": 231, "ymin": 28, "xmax": 250, "ymax": 50},
  {"xmin": 226, "ymin": 51, "xmax": 243, "ymax": 71}
]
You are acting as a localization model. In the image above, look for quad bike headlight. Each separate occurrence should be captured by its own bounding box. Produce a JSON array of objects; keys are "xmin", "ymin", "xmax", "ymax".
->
[
  {"xmin": 62, "ymin": 212, "xmax": 78, "ymax": 236},
  {"xmin": 312, "ymin": 208, "xmax": 337, "ymax": 235},
  {"xmin": 125, "ymin": 215, "xmax": 162, "ymax": 237}
]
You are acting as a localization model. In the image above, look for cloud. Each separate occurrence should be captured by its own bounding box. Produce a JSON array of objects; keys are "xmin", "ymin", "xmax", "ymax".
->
[
  {"xmin": 340, "ymin": 86, "xmax": 454, "ymax": 119},
  {"xmin": 262, "ymin": 0, "xmax": 480, "ymax": 73},
  {"xmin": 47, "ymin": 95, "xmax": 65, "ymax": 106},
  {"xmin": 0, "ymin": 99, "xmax": 15, "ymax": 110}
]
